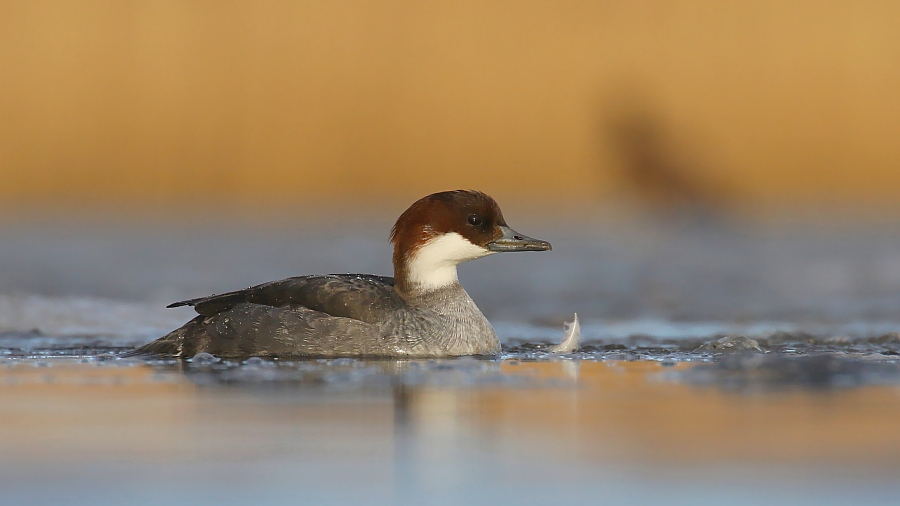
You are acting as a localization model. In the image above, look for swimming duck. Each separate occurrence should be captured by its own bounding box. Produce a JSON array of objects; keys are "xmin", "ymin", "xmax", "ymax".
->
[{"xmin": 133, "ymin": 190, "xmax": 551, "ymax": 358}]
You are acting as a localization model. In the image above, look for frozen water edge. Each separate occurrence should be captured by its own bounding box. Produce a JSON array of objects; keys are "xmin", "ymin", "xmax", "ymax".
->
[
  {"xmin": 496, "ymin": 319, "xmax": 900, "ymax": 342},
  {"xmin": 2, "ymin": 294, "xmax": 900, "ymax": 359},
  {"xmin": 4, "ymin": 293, "xmax": 900, "ymax": 341},
  {"xmin": 0, "ymin": 294, "xmax": 192, "ymax": 346}
]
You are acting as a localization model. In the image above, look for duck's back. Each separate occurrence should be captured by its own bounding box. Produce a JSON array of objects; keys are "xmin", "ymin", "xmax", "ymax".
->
[{"xmin": 134, "ymin": 274, "xmax": 406, "ymax": 358}]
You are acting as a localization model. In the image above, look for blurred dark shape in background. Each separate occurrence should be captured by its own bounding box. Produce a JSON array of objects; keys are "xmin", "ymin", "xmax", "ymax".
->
[{"xmin": 603, "ymin": 89, "xmax": 735, "ymax": 222}]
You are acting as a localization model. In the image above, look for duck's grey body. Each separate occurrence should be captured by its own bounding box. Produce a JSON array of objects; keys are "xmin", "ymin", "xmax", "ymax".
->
[{"xmin": 135, "ymin": 274, "xmax": 499, "ymax": 358}]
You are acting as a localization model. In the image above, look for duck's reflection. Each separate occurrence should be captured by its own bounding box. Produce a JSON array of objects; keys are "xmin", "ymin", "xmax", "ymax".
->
[
  {"xmin": 164, "ymin": 355, "xmax": 900, "ymax": 465},
  {"xmin": 5, "ymin": 355, "xmax": 899, "ymax": 469}
]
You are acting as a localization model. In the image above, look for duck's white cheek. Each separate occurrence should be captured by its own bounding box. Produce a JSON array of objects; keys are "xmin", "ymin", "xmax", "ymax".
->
[
  {"xmin": 407, "ymin": 232, "xmax": 492, "ymax": 289},
  {"xmin": 424, "ymin": 232, "xmax": 493, "ymax": 263}
]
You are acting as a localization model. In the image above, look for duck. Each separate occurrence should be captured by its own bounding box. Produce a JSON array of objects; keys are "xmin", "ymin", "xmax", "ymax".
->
[{"xmin": 132, "ymin": 190, "xmax": 551, "ymax": 358}]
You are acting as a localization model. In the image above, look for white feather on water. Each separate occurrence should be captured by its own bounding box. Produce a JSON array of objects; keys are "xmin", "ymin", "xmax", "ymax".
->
[{"xmin": 550, "ymin": 313, "xmax": 580, "ymax": 353}]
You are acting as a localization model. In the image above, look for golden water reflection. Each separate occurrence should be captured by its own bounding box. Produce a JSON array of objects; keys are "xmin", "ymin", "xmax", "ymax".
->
[{"xmin": 2, "ymin": 359, "xmax": 899, "ymax": 470}]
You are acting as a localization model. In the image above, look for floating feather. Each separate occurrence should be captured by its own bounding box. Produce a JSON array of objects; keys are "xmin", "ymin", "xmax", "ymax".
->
[{"xmin": 550, "ymin": 313, "xmax": 580, "ymax": 353}]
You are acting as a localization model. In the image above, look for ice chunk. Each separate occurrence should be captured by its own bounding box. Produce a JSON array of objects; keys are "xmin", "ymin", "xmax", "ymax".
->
[
  {"xmin": 697, "ymin": 335, "xmax": 764, "ymax": 353},
  {"xmin": 189, "ymin": 352, "xmax": 221, "ymax": 364}
]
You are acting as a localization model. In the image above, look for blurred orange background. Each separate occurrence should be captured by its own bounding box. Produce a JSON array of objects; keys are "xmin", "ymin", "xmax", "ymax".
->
[{"xmin": 2, "ymin": 1, "xmax": 899, "ymax": 216}]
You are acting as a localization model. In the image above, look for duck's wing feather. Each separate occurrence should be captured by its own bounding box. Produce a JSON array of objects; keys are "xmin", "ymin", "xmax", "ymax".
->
[
  {"xmin": 168, "ymin": 274, "xmax": 402, "ymax": 324},
  {"xmin": 136, "ymin": 303, "xmax": 389, "ymax": 358}
]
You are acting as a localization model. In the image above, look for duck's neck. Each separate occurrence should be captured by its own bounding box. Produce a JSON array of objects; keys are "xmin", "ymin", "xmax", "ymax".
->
[
  {"xmin": 393, "ymin": 232, "xmax": 492, "ymax": 299},
  {"xmin": 394, "ymin": 261, "xmax": 460, "ymax": 299}
]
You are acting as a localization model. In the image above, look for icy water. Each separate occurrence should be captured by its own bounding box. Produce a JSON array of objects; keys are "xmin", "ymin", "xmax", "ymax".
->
[{"xmin": 2, "ymin": 216, "xmax": 900, "ymax": 505}]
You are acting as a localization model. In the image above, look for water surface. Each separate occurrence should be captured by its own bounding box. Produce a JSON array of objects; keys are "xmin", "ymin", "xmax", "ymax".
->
[{"xmin": 2, "ymin": 218, "xmax": 900, "ymax": 504}]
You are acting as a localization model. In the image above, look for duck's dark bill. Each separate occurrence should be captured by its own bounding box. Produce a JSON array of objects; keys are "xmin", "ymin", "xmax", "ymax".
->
[{"xmin": 487, "ymin": 226, "xmax": 552, "ymax": 252}]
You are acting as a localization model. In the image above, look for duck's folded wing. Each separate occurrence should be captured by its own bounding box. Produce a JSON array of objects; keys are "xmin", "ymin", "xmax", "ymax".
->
[{"xmin": 168, "ymin": 274, "xmax": 402, "ymax": 323}]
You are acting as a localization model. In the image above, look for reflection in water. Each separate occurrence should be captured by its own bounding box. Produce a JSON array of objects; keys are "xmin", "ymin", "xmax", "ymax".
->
[
  {"xmin": 1, "ymin": 356, "xmax": 899, "ymax": 505},
  {"xmin": 677, "ymin": 353, "xmax": 900, "ymax": 391}
]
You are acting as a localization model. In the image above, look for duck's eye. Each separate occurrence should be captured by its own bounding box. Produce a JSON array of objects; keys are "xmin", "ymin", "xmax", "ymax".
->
[{"xmin": 467, "ymin": 214, "xmax": 483, "ymax": 226}]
